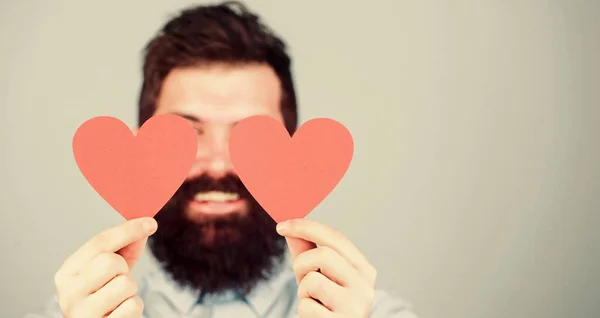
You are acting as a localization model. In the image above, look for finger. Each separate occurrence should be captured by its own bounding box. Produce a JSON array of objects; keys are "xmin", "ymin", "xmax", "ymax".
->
[
  {"xmin": 61, "ymin": 217, "xmax": 157, "ymax": 276},
  {"xmin": 78, "ymin": 252, "xmax": 129, "ymax": 295},
  {"xmin": 285, "ymin": 237, "xmax": 316, "ymax": 260},
  {"xmin": 298, "ymin": 271, "xmax": 346, "ymax": 310},
  {"xmin": 58, "ymin": 252, "xmax": 129, "ymax": 305},
  {"xmin": 293, "ymin": 246, "xmax": 363, "ymax": 288},
  {"xmin": 116, "ymin": 236, "xmax": 149, "ymax": 269},
  {"xmin": 84, "ymin": 274, "xmax": 138, "ymax": 316},
  {"xmin": 107, "ymin": 295, "xmax": 144, "ymax": 318},
  {"xmin": 297, "ymin": 297, "xmax": 334, "ymax": 318},
  {"xmin": 277, "ymin": 218, "xmax": 376, "ymax": 284}
]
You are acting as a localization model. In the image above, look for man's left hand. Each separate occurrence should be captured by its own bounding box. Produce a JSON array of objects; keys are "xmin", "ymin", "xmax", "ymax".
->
[{"xmin": 276, "ymin": 218, "xmax": 377, "ymax": 318}]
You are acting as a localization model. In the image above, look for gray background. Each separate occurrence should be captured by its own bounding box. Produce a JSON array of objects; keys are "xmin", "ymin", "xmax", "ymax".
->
[{"xmin": 1, "ymin": 1, "xmax": 599, "ymax": 317}]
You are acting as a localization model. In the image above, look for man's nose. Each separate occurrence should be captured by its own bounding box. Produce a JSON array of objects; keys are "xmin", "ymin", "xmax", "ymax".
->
[
  {"xmin": 200, "ymin": 132, "xmax": 234, "ymax": 179},
  {"xmin": 207, "ymin": 151, "xmax": 233, "ymax": 178}
]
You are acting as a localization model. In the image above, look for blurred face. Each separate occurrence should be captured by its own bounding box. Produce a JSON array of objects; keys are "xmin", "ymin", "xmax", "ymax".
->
[
  {"xmin": 147, "ymin": 64, "xmax": 288, "ymax": 295},
  {"xmin": 155, "ymin": 64, "xmax": 284, "ymax": 220}
]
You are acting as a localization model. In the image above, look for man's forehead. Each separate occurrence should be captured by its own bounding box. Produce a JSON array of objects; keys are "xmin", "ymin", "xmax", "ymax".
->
[{"xmin": 155, "ymin": 64, "xmax": 282, "ymax": 121}]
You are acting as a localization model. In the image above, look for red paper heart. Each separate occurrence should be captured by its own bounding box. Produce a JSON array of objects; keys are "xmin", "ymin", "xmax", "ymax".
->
[
  {"xmin": 229, "ymin": 115, "xmax": 354, "ymax": 223},
  {"xmin": 72, "ymin": 114, "xmax": 198, "ymax": 220}
]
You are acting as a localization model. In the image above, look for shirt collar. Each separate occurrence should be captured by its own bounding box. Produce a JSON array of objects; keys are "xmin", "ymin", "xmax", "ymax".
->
[
  {"xmin": 244, "ymin": 253, "xmax": 296, "ymax": 316},
  {"xmin": 144, "ymin": 257, "xmax": 200, "ymax": 315},
  {"xmin": 144, "ymin": 252, "xmax": 296, "ymax": 316}
]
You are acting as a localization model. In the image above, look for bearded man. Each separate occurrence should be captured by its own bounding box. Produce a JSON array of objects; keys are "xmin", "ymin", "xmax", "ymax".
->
[{"xmin": 27, "ymin": 2, "xmax": 417, "ymax": 317}]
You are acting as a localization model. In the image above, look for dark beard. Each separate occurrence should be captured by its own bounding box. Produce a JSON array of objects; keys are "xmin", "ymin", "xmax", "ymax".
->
[{"xmin": 148, "ymin": 173, "xmax": 287, "ymax": 297}]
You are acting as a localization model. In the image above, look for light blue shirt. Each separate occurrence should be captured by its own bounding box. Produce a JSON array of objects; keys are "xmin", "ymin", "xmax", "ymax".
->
[{"xmin": 26, "ymin": 255, "xmax": 418, "ymax": 317}]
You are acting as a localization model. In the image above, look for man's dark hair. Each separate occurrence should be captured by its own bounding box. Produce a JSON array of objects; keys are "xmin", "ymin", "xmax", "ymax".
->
[{"xmin": 138, "ymin": 1, "xmax": 298, "ymax": 133}]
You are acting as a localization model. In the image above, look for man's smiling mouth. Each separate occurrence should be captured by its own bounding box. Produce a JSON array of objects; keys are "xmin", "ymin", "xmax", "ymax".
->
[{"xmin": 188, "ymin": 191, "xmax": 247, "ymax": 216}]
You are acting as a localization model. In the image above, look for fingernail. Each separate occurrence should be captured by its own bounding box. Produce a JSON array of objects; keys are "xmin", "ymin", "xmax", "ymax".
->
[
  {"xmin": 276, "ymin": 221, "xmax": 288, "ymax": 233},
  {"xmin": 143, "ymin": 218, "xmax": 157, "ymax": 234}
]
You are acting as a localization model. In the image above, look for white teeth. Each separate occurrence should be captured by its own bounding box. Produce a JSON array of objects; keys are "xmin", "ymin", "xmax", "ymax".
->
[{"xmin": 194, "ymin": 191, "xmax": 239, "ymax": 202}]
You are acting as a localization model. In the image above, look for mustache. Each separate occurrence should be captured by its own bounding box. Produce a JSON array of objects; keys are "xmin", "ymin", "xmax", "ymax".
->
[{"xmin": 178, "ymin": 173, "xmax": 252, "ymax": 199}]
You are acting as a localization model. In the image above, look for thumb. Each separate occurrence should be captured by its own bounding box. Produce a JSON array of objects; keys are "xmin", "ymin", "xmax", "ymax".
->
[
  {"xmin": 285, "ymin": 237, "xmax": 316, "ymax": 260},
  {"xmin": 117, "ymin": 236, "xmax": 149, "ymax": 270}
]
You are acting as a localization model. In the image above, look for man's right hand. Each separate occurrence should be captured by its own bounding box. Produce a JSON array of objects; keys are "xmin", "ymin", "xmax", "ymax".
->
[{"xmin": 53, "ymin": 217, "xmax": 158, "ymax": 318}]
